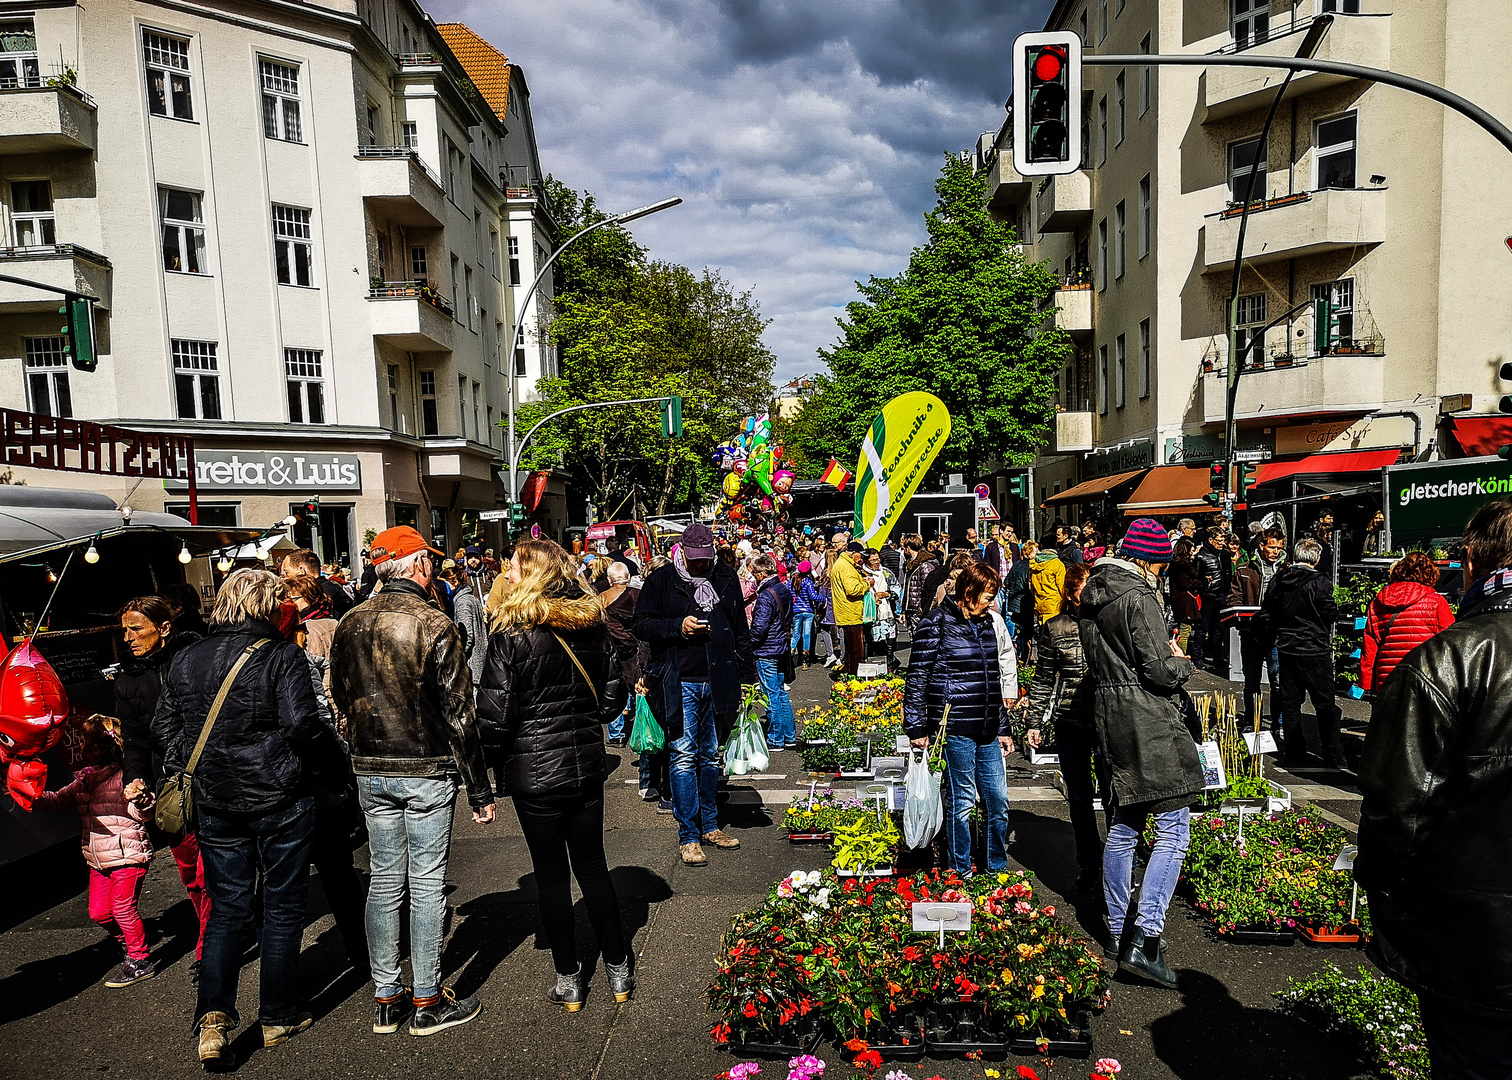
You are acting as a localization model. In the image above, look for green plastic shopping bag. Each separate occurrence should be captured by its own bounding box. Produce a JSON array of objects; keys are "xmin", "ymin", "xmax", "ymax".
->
[{"xmin": 628, "ymin": 693, "xmax": 665, "ymax": 754}]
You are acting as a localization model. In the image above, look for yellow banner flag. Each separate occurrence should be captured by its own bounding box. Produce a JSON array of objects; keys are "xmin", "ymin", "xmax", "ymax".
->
[{"xmin": 851, "ymin": 391, "xmax": 952, "ymax": 545}]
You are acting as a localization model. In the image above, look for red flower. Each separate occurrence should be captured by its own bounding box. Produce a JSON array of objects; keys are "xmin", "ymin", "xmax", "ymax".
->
[
  {"xmin": 902, "ymin": 946, "xmax": 923, "ymax": 962},
  {"xmin": 711, "ymin": 1022, "xmax": 731, "ymax": 1045},
  {"xmin": 1017, "ymin": 1067, "xmax": 1043, "ymax": 1080},
  {"xmin": 854, "ymin": 1049, "xmax": 883, "ymax": 1070},
  {"xmin": 743, "ymin": 1001, "xmax": 759, "ymax": 1018}
]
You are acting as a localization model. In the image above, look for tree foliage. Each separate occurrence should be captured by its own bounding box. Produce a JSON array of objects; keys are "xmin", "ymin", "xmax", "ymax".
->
[
  {"xmin": 787, "ymin": 155, "xmax": 1072, "ymax": 482},
  {"xmin": 519, "ymin": 180, "xmax": 776, "ymax": 516}
]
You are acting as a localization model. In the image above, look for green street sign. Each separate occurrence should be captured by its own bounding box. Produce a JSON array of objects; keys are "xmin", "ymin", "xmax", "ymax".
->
[{"xmin": 1384, "ymin": 455, "xmax": 1512, "ymax": 550}]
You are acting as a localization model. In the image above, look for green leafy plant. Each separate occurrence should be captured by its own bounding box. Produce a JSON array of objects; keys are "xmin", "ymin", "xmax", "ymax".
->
[
  {"xmin": 1276, "ymin": 964, "xmax": 1428, "ymax": 1080},
  {"xmin": 830, "ymin": 815, "xmax": 899, "ymax": 873},
  {"xmin": 784, "ymin": 791, "xmax": 872, "ymax": 835}
]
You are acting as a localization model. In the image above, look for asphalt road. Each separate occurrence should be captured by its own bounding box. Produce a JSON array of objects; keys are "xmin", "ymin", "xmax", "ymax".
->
[{"xmin": 0, "ymin": 656, "xmax": 1374, "ymax": 1080}]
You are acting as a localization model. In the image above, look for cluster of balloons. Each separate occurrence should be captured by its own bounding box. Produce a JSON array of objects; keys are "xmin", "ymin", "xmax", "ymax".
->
[
  {"xmin": 0, "ymin": 641, "xmax": 70, "ymax": 810},
  {"xmin": 711, "ymin": 413, "xmax": 796, "ymax": 529}
]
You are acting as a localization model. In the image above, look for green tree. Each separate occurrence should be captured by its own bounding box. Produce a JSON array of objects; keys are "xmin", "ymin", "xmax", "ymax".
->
[
  {"xmin": 789, "ymin": 155, "xmax": 1072, "ymax": 481},
  {"xmin": 517, "ymin": 181, "xmax": 776, "ymax": 516}
]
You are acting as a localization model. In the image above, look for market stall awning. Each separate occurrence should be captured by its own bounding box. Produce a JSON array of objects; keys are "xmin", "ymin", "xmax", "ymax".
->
[
  {"xmin": 1043, "ymin": 468, "xmax": 1148, "ymax": 506},
  {"xmin": 1445, "ymin": 415, "xmax": 1512, "ymax": 457},
  {"xmin": 1255, "ymin": 447, "xmax": 1402, "ymax": 486},
  {"xmin": 1119, "ymin": 465, "xmax": 1218, "ymax": 517}
]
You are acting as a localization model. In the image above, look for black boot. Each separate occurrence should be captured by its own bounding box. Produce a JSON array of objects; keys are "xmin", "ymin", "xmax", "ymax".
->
[
  {"xmin": 1119, "ymin": 929, "xmax": 1178, "ymax": 990},
  {"xmin": 547, "ymin": 965, "xmax": 587, "ymax": 1012}
]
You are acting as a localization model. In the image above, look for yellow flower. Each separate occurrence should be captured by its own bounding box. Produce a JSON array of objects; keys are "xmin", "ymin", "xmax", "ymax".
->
[
  {"xmin": 997, "ymin": 873, "xmax": 1009, "ymax": 885},
  {"xmin": 1016, "ymin": 943, "xmax": 1034, "ymax": 960},
  {"xmin": 1000, "ymin": 969, "xmax": 1014, "ymax": 985},
  {"xmin": 985, "ymin": 1071, "xmax": 1001, "ymax": 1078},
  {"xmin": 1031, "ymin": 984, "xmax": 1046, "ymax": 999}
]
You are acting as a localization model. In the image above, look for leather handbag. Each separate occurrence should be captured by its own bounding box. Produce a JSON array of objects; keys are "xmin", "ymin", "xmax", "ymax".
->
[{"xmin": 155, "ymin": 639, "xmax": 268, "ymax": 836}]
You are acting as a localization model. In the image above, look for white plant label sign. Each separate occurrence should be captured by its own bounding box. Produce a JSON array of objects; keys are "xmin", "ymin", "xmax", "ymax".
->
[
  {"xmin": 1242, "ymin": 730, "xmax": 1278, "ymax": 756},
  {"xmin": 911, "ymin": 901, "xmax": 973, "ymax": 946},
  {"xmin": 1333, "ymin": 844, "xmax": 1359, "ymax": 872}
]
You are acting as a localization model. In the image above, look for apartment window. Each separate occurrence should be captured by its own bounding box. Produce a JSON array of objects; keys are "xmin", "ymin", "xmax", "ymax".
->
[
  {"xmin": 1097, "ymin": 218, "xmax": 1108, "ymax": 290},
  {"xmin": 11, "ymin": 180, "xmax": 53, "ymax": 246},
  {"xmin": 1228, "ymin": 136, "xmax": 1267, "ymax": 203},
  {"xmin": 1138, "ymin": 175, "xmax": 1151, "ymax": 257},
  {"xmin": 1099, "ymin": 0, "xmax": 1108, "ymax": 41},
  {"xmin": 402, "ymin": 120, "xmax": 418, "ymax": 148},
  {"xmin": 444, "ymin": 137, "xmax": 456, "ymax": 197},
  {"xmin": 457, "ymin": 375, "xmax": 468, "ymax": 436},
  {"xmin": 172, "ymin": 339, "xmax": 221, "ymax": 420},
  {"xmin": 1315, "ymin": 113, "xmax": 1357, "ymax": 189},
  {"xmin": 143, "ymin": 30, "xmax": 193, "ymax": 120},
  {"xmin": 285, "ymin": 349, "xmax": 325, "ymax": 423},
  {"xmin": 159, "ymin": 187, "xmax": 207, "ymax": 274},
  {"xmin": 0, "ymin": 20, "xmax": 39, "ymax": 89},
  {"xmin": 1097, "ymin": 345, "xmax": 1109, "ymax": 415},
  {"xmin": 1312, "ymin": 278, "xmax": 1356, "ymax": 351},
  {"xmin": 464, "ymin": 265, "xmax": 474, "ymax": 329},
  {"xmin": 419, "ymin": 368, "xmax": 438, "ymax": 435},
  {"xmin": 1139, "ymin": 34, "xmax": 1151, "ymax": 115},
  {"xmin": 1114, "ymin": 72, "xmax": 1125, "ymax": 146},
  {"xmin": 377, "ymin": 234, "xmax": 390, "ymax": 281},
  {"xmin": 273, "ymin": 205, "xmax": 313, "ymax": 286},
  {"xmin": 507, "ymin": 236, "xmax": 521, "ymax": 286},
  {"xmin": 1236, "ymin": 293, "xmax": 1267, "ymax": 367},
  {"xmin": 364, "ymin": 102, "xmax": 379, "ymax": 146},
  {"xmin": 1114, "ymin": 200, "xmax": 1126, "ymax": 279},
  {"xmin": 1115, "ymin": 333, "xmax": 1127, "ymax": 409},
  {"xmin": 1097, "ymin": 97, "xmax": 1108, "ymax": 165},
  {"xmin": 410, "ymin": 245, "xmax": 427, "ymax": 282},
  {"xmin": 259, "ymin": 59, "xmax": 302, "ymax": 142},
  {"xmin": 1231, "ymin": 0, "xmax": 1269, "ymax": 49},
  {"xmin": 489, "ymin": 229, "xmax": 500, "ymax": 278},
  {"xmin": 1138, "ymin": 318, "xmax": 1151, "ymax": 399},
  {"xmin": 1320, "ymin": 0, "xmax": 1360, "ymax": 12},
  {"xmin": 514, "ymin": 344, "xmax": 527, "ymax": 377},
  {"xmin": 449, "ymin": 253, "xmax": 459, "ymax": 316},
  {"xmin": 486, "ymin": 406, "xmax": 494, "ymax": 445},
  {"xmin": 24, "ymin": 337, "xmax": 70, "ymax": 417},
  {"xmin": 471, "ymin": 381, "xmax": 481, "ymax": 442},
  {"xmin": 387, "ymin": 363, "xmax": 401, "ymax": 430}
]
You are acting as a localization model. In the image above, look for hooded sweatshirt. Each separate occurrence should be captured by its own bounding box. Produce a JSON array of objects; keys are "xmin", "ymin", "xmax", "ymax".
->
[
  {"xmin": 1028, "ymin": 551, "xmax": 1067, "ymax": 619},
  {"xmin": 1360, "ymin": 580, "xmax": 1454, "ymax": 693}
]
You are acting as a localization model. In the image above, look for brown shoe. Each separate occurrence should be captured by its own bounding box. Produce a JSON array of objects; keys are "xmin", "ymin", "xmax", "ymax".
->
[
  {"xmin": 702, "ymin": 829, "xmax": 741, "ymax": 850},
  {"xmin": 261, "ymin": 1012, "xmax": 312, "ymax": 1048},
  {"xmin": 680, "ymin": 842, "xmax": 708, "ymax": 866},
  {"xmin": 197, "ymin": 1011, "xmax": 234, "ymax": 1064}
]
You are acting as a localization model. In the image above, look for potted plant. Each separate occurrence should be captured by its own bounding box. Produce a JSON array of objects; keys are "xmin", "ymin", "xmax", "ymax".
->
[{"xmin": 831, "ymin": 815, "xmax": 899, "ymax": 877}]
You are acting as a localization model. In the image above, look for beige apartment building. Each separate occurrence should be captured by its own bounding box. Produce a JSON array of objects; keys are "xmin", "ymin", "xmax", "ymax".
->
[
  {"xmin": 983, "ymin": 0, "xmax": 1512, "ymax": 531},
  {"xmin": 0, "ymin": 0, "xmax": 560, "ymax": 565}
]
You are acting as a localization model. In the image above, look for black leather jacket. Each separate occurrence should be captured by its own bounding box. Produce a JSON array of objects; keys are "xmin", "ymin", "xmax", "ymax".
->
[
  {"xmin": 1024, "ymin": 611, "xmax": 1092, "ymax": 735},
  {"xmin": 328, "ymin": 577, "xmax": 494, "ymax": 808},
  {"xmin": 1358, "ymin": 581, "xmax": 1512, "ymax": 1017}
]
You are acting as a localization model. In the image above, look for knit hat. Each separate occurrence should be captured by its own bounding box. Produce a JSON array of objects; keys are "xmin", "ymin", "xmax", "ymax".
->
[
  {"xmin": 797, "ymin": 560, "xmax": 812, "ymax": 574},
  {"xmin": 1119, "ymin": 518, "xmax": 1174, "ymax": 563}
]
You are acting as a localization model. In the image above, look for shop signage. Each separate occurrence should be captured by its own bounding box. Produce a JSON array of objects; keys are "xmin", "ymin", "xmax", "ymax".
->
[
  {"xmin": 1083, "ymin": 439, "xmax": 1153, "ymax": 479},
  {"xmin": 1167, "ymin": 432, "xmax": 1276, "ymax": 464},
  {"xmin": 1274, "ymin": 416, "xmax": 1414, "ymax": 457},
  {"xmin": 1384, "ymin": 455, "xmax": 1512, "ymax": 550},
  {"xmin": 165, "ymin": 450, "xmax": 362, "ymax": 492}
]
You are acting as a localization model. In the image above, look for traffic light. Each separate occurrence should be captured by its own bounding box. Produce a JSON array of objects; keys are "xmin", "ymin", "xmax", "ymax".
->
[
  {"xmin": 660, "ymin": 395, "xmax": 684, "ymax": 438},
  {"xmin": 60, "ymin": 294, "xmax": 96, "ymax": 372},
  {"xmin": 1203, "ymin": 461, "xmax": 1227, "ymax": 506},
  {"xmin": 1008, "ymin": 473, "xmax": 1029, "ymax": 499},
  {"xmin": 1011, "ymin": 31, "xmax": 1082, "ymax": 177},
  {"xmin": 301, "ymin": 497, "xmax": 320, "ymax": 527},
  {"xmin": 508, "ymin": 502, "xmax": 525, "ymax": 527}
]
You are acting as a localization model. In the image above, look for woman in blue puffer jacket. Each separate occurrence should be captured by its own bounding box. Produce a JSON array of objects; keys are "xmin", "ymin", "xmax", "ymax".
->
[
  {"xmin": 789, "ymin": 560, "xmax": 822, "ymax": 669},
  {"xmin": 903, "ymin": 562, "xmax": 1019, "ymax": 877}
]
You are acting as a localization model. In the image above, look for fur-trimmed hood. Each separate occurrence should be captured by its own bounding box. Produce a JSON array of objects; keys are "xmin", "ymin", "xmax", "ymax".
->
[{"xmin": 542, "ymin": 591, "xmax": 608, "ymax": 631}]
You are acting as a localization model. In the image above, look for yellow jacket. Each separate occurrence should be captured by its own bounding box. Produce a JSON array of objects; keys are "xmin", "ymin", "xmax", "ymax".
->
[
  {"xmin": 1028, "ymin": 554, "xmax": 1066, "ymax": 619},
  {"xmin": 829, "ymin": 554, "xmax": 871, "ymax": 626}
]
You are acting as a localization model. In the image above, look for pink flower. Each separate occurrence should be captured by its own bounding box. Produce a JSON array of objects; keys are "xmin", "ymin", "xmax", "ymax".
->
[
  {"xmin": 730, "ymin": 1064, "xmax": 762, "ymax": 1080},
  {"xmin": 1094, "ymin": 1059, "xmax": 1122, "ymax": 1075},
  {"xmin": 787, "ymin": 1054, "xmax": 826, "ymax": 1080},
  {"xmin": 1013, "ymin": 901, "xmax": 1032, "ymax": 915}
]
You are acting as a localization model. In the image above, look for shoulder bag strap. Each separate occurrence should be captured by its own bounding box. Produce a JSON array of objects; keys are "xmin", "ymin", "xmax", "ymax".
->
[
  {"xmin": 183, "ymin": 638, "xmax": 270, "ymax": 778},
  {"xmin": 550, "ymin": 630, "xmax": 599, "ymax": 701}
]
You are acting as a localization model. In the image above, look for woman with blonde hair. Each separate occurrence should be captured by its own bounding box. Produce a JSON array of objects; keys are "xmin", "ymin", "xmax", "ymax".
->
[{"xmin": 477, "ymin": 539, "xmax": 630, "ymax": 1011}]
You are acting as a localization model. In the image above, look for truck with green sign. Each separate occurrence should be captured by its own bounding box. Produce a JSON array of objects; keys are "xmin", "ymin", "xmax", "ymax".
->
[{"xmin": 1383, "ymin": 455, "xmax": 1512, "ymax": 552}]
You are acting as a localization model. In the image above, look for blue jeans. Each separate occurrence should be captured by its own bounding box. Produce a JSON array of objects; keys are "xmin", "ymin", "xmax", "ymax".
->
[
  {"xmin": 606, "ymin": 689, "xmax": 633, "ymax": 742},
  {"xmin": 942, "ymin": 735, "xmax": 1010, "ymax": 876},
  {"xmin": 756, "ymin": 658, "xmax": 795, "ymax": 747},
  {"xmin": 790, "ymin": 613, "xmax": 815, "ymax": 655},
  {"xmin": 358, "ymin": 775, "xmax": 458, "ymax": 1000},
  {"xmin": 196, "ymin": 795, "xmax": 316, "ymax": 1026},
  {"xmin": 1104, "ymin": 805, "xmax": 1190, "ymax": 938},
  {"xmin": 670, "ymin": 682, "xmax": 720, "ymax": 845}
]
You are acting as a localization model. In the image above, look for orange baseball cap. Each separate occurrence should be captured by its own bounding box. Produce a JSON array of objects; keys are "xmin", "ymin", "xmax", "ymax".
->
[{"xmin": 368, "ymin": 525, "xmax": 444, "ymax": 565}]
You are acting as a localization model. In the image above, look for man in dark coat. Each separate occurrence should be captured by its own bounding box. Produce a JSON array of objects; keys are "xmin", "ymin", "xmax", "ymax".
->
[
  {"xmin": 1260, "ymin": 538, "xmax": 1342, "ymax": 767},
  {"xmin": 632, "ymin": 523, "xmax": 752, "ymax": 867},
  {"xmin": 1359, "ymin": 497, "xmax": 1512, "ymax": 1079}
]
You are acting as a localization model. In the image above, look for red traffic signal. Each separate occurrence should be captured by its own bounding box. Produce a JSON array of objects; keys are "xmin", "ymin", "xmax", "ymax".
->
[
  {"xmin": 1011, "ymin": 31, "xmax": 1083, "ymax": 177},
  {"xmin": 1033, "ymin": 45, "xmax": 1065, "ymax": 82}
]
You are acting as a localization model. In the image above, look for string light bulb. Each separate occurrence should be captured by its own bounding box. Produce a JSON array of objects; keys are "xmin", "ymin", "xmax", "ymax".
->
[
  {"xmin": 178, "ymin": 542, "xmax": 192, "ymax": 565},
  {"xmin": 217, "ymin": 554, "xmax": 233, "ymax": 572},
  {"xmin": 46, "ymin": 566, "xmax": 57, "ymax": 583},
  {"xmin": 84, "ymin": 534, "xmax": 100, "ymax": 564}
]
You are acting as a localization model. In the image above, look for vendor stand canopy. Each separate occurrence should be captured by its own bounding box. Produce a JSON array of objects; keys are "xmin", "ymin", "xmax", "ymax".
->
[
  {"xmin": 1119, "ymin": 465, "xmax": 1217, "ymax": 517},
  {"xmin": 0, "ymin": 488, "xmax": 261, "ymax": 561},
  {"xmin": 1042, "ymin": 468, "xmax": 1148, "ymax": 507}
]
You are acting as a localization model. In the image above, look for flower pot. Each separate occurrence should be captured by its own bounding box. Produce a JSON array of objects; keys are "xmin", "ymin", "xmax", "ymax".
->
[
  {"xmin": 837, "ymin": 1021, "xmax": 928, "ymax": 1061},
  {"xmin": 786, "ymin": 831, "xmax": 833, "ymax": 844},
  {"xmin": 1296, "ymin": 922, "xmax": 1364, "ymax": 947},
  {"xmin": 924, "ymin": 1004, "xmax": 1011, "ymax": 1056},
  {"xmin": 727, "ymin": 1019, "xmax": 824, "ymax": 1058},
  {"xmin": 1224, "ymin": 925, "xmax": 1296, "ymax": 947}
]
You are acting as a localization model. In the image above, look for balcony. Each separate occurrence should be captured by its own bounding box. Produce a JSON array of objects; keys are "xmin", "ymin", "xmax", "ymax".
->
[
  {"xmin": 1035, "ymin": 170, "xmax": 1092, "ymax": 233},
  {"xmin": 1203, "ymin": 14, "xmax": 1391, "ymax": 122},
  {"xmin": 1198, "ymin": 352, "xmax": 1386, "ymax": 424},
  {"xmin": 0, "ymin": 244, "xmax": 111, "ymax": 311},
  {"xmin": 357, "ymin": 147, "xmax": 446, "ymax": 228},
  {"xmin": 985, "ymin": 152, "xmax": 1032, "ymax": 221},
  {"xmin": 1203, "ymin": 187, "xmax": 1385, "ymax": 273},
  {"xmin": 369, "ymin": 281, "xmax": 454, "ymax": 351},
  {"xmin": 0, "ymin": 82, "xmax": 97, "ymax": 155},
  {"xmin": 1051, "ymin": 283, "xmax": 1093, "ymax": 338}
]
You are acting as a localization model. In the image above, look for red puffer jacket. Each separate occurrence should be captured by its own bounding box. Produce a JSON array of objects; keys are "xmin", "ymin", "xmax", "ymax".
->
[{"xmin": 1361, "ymin": 581, "xmax": 1454, "ymax": 693}]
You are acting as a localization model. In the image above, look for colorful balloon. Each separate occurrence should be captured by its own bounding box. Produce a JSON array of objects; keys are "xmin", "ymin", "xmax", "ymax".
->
[
  {"xmin": 773, "ymin": 469, "xmax": 795, "ymax": 494},
  {"xmin": 722, "ymin": 472, "xmax": 743, "ymax": 499},
  {"xmin": 0, "ymin": 642, "xmax": 70, "ymax": 811}
]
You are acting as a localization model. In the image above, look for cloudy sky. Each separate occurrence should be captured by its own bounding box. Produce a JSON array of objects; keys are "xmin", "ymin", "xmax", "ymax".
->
[{"xmin": 429, "ymin": 0, "xmax": 1049, "ymax": 384}]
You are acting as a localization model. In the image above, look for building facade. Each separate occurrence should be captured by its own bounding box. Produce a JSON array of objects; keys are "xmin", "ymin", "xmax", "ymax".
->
[
  {"xmin": 984, "ymin": 0, "xmax": 1512, "ymax": 533},
  {"xmin": 0, "ymin": 0, "xmax": 556, "ymax": 566}
]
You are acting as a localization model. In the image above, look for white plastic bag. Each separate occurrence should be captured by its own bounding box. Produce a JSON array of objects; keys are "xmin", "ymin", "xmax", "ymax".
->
[
  {"xmin": 723, "ymin": 695, "xmax": 770, "ymax": 776},
  {"xmin": 903, "ymin": 747, "xmax": 944, "ymax": 849}
]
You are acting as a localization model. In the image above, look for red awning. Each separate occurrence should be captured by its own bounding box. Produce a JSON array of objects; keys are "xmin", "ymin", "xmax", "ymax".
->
[
  {"xmin": 1255, "ymin": 447, "xmax": 1402, "ymax": 485},
  {"xmin": 1447, "ymin": 416, "xmax": 1512, "ymax": 457}
]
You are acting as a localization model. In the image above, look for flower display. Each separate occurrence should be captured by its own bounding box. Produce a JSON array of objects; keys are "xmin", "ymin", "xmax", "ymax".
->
[
  {"xmin": 1276, "ymin": 963, "xmax": 1427, "ymax": 1080},
  {"xmin": 784, "ymin": 790, "xmax": 872, "ymax": 837},
  {"xmin": 797, "ymin": 678, "xmax": 906, "ymax": 772}
]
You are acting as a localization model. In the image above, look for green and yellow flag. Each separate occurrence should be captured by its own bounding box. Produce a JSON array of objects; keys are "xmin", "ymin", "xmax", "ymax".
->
[{"xmin": 851, "ymin": 392, "xmax": 952, "ymax": 545}]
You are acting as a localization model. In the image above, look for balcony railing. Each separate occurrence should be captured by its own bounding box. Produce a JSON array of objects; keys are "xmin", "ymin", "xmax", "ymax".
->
[
  {"xmin": 370, "ymin": 279, "xmax": 454, "ymax": 318},
  {"xmin": 1211, "ymin": 13, "xmax": 1323, "ymax": 55},
  {"xmin": 0, "ymin": 71, "xmax": 95, "ymax": 108},
  {"xmin": 0, "ymin": 242, "xmax": 110, "ymax": 265},
  {"xmin": 395, "ymin": 52, "xmax": 440, "ymax": 67},
  {"xmin": 357, "ymin": 144, "xmax": 444, "ymax": 190}
]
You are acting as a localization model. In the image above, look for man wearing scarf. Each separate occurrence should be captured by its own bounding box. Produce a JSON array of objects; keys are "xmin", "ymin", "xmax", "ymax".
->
[
  {"xmin": 1359, "ymin": 498, "xmax": 1512, "ymax": 1079},
  {"xmin": 632, "ymin": 523, "xmax": 753, "ymax": 867}
]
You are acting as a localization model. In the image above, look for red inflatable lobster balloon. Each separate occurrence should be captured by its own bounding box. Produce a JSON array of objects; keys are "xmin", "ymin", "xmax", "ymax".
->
[{"xmin": 0, "ymin": 641, "xmax": 69, "ymax": 810}]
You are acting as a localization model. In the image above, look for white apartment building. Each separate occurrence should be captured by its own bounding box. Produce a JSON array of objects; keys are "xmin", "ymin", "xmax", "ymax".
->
[
  {"xmin": 985, "ymin": 0, "xmax": 1512, "ymax": 530},
  {"xmin": 0, "ymin": 0, "xmax": 558, "ymax": 564}
]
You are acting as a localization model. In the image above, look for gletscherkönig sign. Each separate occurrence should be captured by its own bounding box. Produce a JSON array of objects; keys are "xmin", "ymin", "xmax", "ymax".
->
[
  {"xmin": 165, "ymin": 450, "xmax": 362, "ymax": 492},
  {"xmin": 1383, "ymin": 455, "xmax": 1512, "ymax": 551}
]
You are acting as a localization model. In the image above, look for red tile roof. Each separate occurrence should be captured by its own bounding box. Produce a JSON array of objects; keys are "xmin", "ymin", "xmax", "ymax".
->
[{"xmin": 436, "ymin": 23, "xmax": 509, "ymax": 122}]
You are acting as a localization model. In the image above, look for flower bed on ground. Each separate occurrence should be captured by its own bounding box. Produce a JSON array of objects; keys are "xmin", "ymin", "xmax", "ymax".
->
[
  {"xmin": 1180, "ymin": 810, "xmax": 1370, "ymax": 938},
  {"xmin": 798, "ymin": 678, "xmax": 906, "ymax": 772},
  {"xmin": 784, "ymin": 790, "xmax": 873, "ymax": 837},
  {"xmin": 708, "ymin": 868, "xmax": 1109, "ymax": 1056},
  {"xmin": 1275, "ymin": 963, "xmax": 1428, "ymax": 1080}
]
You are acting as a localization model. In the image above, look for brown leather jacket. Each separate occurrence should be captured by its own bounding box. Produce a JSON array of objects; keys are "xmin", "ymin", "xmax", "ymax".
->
[{"xmin": 328, "ymin": 577, "xmax": 494, "ymax": 808}]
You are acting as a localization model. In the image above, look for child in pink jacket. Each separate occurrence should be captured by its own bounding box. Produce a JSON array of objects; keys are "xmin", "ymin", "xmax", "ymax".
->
[{"xmin": 31, "ymin": 714, "xmax": 156, "ymax": 988}]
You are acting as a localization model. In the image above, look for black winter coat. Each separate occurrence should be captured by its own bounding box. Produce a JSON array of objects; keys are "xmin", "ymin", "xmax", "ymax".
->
[
  {"xmin": 1260, "ymin": 564, "xmax": 1336, "ymax": 656},
  {"xmin": 1194, "ymin": 545, "xmax": 1230, "ymax": 596},
  {"xmin": 1078, "ymin": 559, "xmax": 1202, "ymax": 808},
  {"xmin": 1023, "ymin": 612, "xmax": 1092, "ymax": 735},
  {"xmin": 476, "ymin": 583, "xmax": 622, "ymax": 799},
  {"xmin": 155, "ymin": 620, "xmax": 344, "ymax": 816},
  {"xmin": 1358, "ymin": 582, "xmax": 1512, "ymax": 1017},
  {"xmin": 749, "ymin": 576, "xmax": 793, "ymax": 659},
  {"xmin": 116, "ymin": 630, "xmax": 201, "ymax": 788},
  {"xmin": 903, "ymin": 598, "xmax": 1005, "ymax": 740}
]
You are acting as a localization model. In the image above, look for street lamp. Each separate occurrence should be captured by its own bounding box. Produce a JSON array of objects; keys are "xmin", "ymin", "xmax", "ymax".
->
[{"xmin": 503, "ymin": 196, "xmax": 682, "ymax": 508}]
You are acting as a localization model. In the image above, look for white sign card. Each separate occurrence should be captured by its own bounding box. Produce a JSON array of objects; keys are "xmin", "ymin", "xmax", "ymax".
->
[
  {"xmin": 1197, "ymin": 740, "xmax": 1227, "ymax": 791},
  {"xmin": 911, "ymin": 901, "xmax": 974, "ymax": 946},
  {"xmin": 895, "ymin": 735, "xmax": 912, "ymax": 753},
  {"xmin": 1242, "ymin": 730, "xmax": 1279, "ymax": 756},
  {"xmin": 856, "ymin": 662, "xmax": 888, "ymax": 678},
  {"xmin": 1333, "ymin": 844, "xmax": 1359, "ymax": 872}
]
